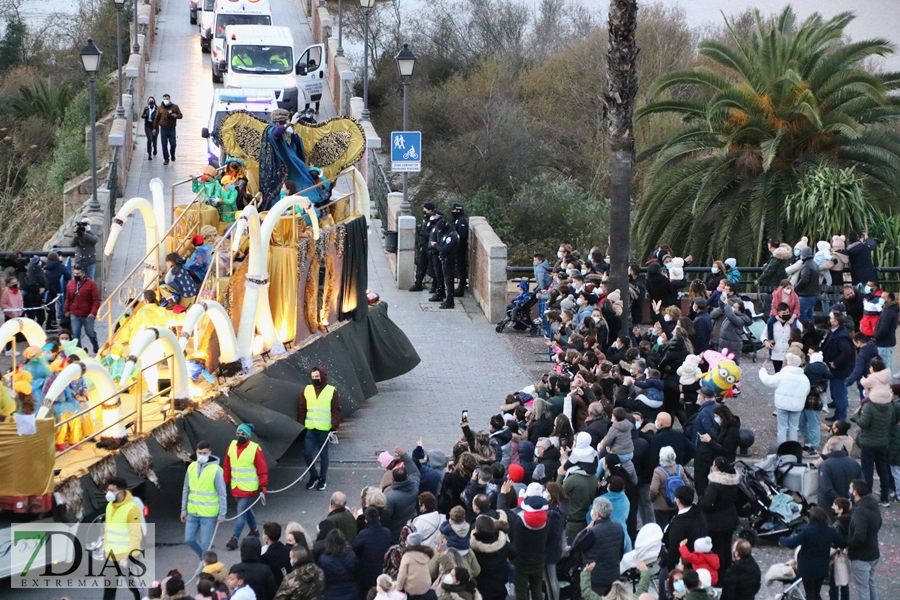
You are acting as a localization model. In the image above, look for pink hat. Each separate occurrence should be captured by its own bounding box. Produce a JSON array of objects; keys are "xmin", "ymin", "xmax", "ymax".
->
[
  {"xmin": 377, "ymin": 451, "xmax": 394, "ymax": 469},
  {"xmin": 832, "ymin": 235, "xmax": 846, "ymax": 250}
]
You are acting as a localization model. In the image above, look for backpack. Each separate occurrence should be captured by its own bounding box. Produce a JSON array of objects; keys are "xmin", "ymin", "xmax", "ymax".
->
[{"xmin": 657, "ymin": 465, "xmax": 685, "ymax": 506}]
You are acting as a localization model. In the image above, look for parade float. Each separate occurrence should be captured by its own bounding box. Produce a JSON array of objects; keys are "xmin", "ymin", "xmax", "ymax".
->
[{"xmin": 0, "ymin": 113, "xmax": 419, "ymax": 523}]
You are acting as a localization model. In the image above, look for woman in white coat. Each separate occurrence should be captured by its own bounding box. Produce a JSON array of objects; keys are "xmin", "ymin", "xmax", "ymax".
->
[{"xmin": 759, "ymin": 353, "xmax": 810, "ymax": 444}]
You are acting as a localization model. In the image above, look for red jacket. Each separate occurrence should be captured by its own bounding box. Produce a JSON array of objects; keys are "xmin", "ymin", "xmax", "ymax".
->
[
  {"xmin": 769, "ymin": 287, "xmax": 800, "ymax": 318},
  {"xmin": 679, "ymin": 546, "xmax": 720, "ymax": 584},
  {"xmin": 63, "ymin": 278, "xmax": 101, "ymax": 317},
  {"xmin": 222, "ymin": 441, "xmax": 269, "ymax": 498}
]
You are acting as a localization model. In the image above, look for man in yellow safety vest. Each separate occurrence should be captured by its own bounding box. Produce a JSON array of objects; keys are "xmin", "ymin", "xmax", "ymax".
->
[
  {"xmin": 103, "ymin": 476, "xmax": 143, "ymax": 600},
  {"xmin": 181, "ymin": 440, "xmax": 227, "ymax": 559},
  {"xmin": 298, "ymin": 366, "xmax": 341, "ymax": 492},
  {"xmin": 224, "ymin": 423, "xmax": 268, "ymax": 551}
]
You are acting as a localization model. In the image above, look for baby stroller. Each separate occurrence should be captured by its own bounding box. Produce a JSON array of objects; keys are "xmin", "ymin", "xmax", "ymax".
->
[
  {"xmin": 496, "ymin": 281, "xmax": 538, "ymax": 333},
  {"xmin": 735, "ymin": 448, "xmax": 810, "ymax": 542},
  {"xmin": 740, "ymin": 297, "xmax": 765, "ymax": 361}
]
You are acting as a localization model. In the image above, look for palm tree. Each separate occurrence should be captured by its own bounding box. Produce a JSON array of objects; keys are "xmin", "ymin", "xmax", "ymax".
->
[
  {"xmin": 634, "ymin": 6, "xmax": 900, "ymax": 264},
  {"xmin": 606, "ymin": 0, "xmax": 638, "ymax": 326},
  {"xmin": 10, "ymin": 79, "xmax": 73, "ymax": 123}
]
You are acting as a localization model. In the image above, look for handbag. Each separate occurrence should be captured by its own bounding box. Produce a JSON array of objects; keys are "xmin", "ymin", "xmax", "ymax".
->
[{"xmin": 833, "ymin": 549, "xmax": 850, "ymax": 587}]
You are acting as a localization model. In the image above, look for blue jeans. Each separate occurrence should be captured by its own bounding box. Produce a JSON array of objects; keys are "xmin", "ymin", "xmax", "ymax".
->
[
  {"xmin": 799, "ymin": 409, "xmax": 820, "ymax": 449},
  {"xmin": 83, "ymin": 263, "xmax": 96, "ymax": 281},
  {"xmin": 160, "ymin": 127, "xmax": 177, "ymax": 161},
  {"xmin": 185, "ymin": 513, "xmax": 217, "ymax": 558},
  {"xmin": 304, "ymin": 428, "xmax": 330, "ymax": 481},
  {"xmin": 850, "ymin": 558, "xmax": 879, "ymax": 600},
  {"xmin": 776, "ymin": 408, "xmax": 800, "ymax": 444},
  {"xmin": 799, "ymin": 295, "xmax": 817, "ymax": 324},
  {"xmin": 831, "ymin": 380, "xmax": 848, "ymax": 421},
  {"xmin": 231, "ymin": 495, "xmax": 258, "ymax": 538},
  {"xmin": 70, "ymin": 314, "xmax": 99, "ymax": 352},
  {"xmin": 877, "ymin": 346, "xmax": 894, "ymax": 371}
]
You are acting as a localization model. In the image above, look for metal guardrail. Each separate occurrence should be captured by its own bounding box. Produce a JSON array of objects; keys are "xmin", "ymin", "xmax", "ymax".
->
[
  {"xmin": 105, "ymin": 146, "xmax": 119, "ymax": 225},
  {"xmin": 368, "ymin": 151, "xmax": 392, "ymax": 223}
]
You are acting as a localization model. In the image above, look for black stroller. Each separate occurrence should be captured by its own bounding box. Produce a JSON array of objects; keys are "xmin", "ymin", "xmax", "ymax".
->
[
  {"xmin": 735, "ymin": 444, "xmax": 811, "ymax": 542},
  {"xmin": 496, "ymin": 281, "xmax": 539, "ymax": 333}
]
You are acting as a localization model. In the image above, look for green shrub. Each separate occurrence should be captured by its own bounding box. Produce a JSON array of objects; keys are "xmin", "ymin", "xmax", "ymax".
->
[{"xmin": 48, "ymin": 128, "xmax": 90, "ymax": 190}]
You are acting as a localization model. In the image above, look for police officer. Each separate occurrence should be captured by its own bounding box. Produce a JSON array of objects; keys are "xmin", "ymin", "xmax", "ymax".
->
[
  {"xmin": 103, "ymin": 477, "xmax": 142, "ymax": 600},
  {"xmin": 450, "ymin": 203, "xmax": 469, "ymax": 297},
  {"xmin": 224, "ymin": 423, "xmax": 268, "ymax": 550},
  {"xmin": 428, "ymin": 212, "xmax": 446, "ymax": 302},
  {"xmin": 409, "ymin": 202, "xmax": 437, "ymax": 292},
  {"xmin": 181, "ymin": 440, "xmax": 227, "ymax": 559},
  {"xmin": 434, "ymin": 218, "xmax": 460, "ymax": 309},
  {"xmin": 298, "ymin": 366, "xmax": 341, "ymax": 492}
]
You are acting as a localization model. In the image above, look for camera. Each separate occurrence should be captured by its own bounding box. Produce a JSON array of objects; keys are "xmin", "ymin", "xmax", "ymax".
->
[{"xmin": 75, "ymin": 224, "xmax": 86, "ymax": 234}]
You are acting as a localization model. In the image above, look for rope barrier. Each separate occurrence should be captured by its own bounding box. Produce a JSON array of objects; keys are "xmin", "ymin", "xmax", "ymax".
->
[
  {"xmin": 185, "ymin": 431, "xmax": 336, "ymax": 584},
  {"xmin": 0, "ymin": 293, "xmax": 61, "ymax": 313}
]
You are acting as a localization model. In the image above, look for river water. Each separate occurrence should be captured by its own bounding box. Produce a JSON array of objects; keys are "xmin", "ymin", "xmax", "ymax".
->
[{"xmin": 15, "ymin": 0, "xmax": 900, "ymax": 71}]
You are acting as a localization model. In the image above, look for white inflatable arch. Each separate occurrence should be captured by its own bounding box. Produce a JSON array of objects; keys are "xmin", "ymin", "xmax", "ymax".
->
[
  {"xmin": 120, "ymin": 327, "xmax": 191, "ymax": 402},
  {"xmin": 0, "ymin": 317, "xmax": 47, "ymax": 350},
  {"xmin": 179, "ymin": 300, "xmax": 239, "ymax": 364},
  {"xmin": 105, "ymin": 196, "xmax": 160, "ymax": 290},
  {"xmin": 148, "ymin": 177, "xmax": 168, "ymax": 267},
  {"xmin": 41, "ymin": 360, "xmax": 124, "ymax": 441}
]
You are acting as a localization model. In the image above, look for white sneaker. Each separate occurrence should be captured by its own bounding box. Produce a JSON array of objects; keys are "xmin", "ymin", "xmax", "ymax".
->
[{"xmin": 3, "ymin": 350, "xmax": 10, "ymax": 357}]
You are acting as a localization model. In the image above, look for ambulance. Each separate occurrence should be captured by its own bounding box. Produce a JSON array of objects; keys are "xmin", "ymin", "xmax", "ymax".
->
[
  {"xmin": 201, "ymin": 89, "xmax": 279, "ymax": 166},
  {"xmin": 209, "ymin": 0, "xmax": 272, "ymax": 81}
]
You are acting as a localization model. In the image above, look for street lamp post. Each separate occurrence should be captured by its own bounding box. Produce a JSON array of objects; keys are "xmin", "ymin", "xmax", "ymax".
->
[
  {"xmin": 80, "ymin": 39, "xmax": 103, "ymax": 213},
  {"xmin": 359, "ymin": 0, "xmax": 375, "ymax": 121},
  {"xmin": 113, "ymin": 0, "xmax": 126, "ymax": 119},
  {"xmin": 395, "ymin": 43, "xmax": 417, "ymax": 216},
  {"xmin": 133, "ymin": 0, "xmax": 140, "ymax": 54},
  {"xmin": 336, "ymin": 0, "xmax": 344, "ymax": 56}
]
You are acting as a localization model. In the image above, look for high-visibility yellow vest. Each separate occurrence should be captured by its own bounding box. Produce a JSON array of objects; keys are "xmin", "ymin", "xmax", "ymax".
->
[
  {"xmin": 227, "ymin": 440, "xmax": 260, "ymax": 492},
  {"xmin": 105, "ymin": 495, "xmax": 140, "ymax": 560},
  {"xmin": 187, "ymin": 461, "xmax": 222, "ymax": 517},
  {"xmin": 304, "ymin": 385, "xmax": 335, "ymax": 431}
]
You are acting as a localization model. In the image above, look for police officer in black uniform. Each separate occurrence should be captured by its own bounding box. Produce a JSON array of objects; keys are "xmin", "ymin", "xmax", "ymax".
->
[
  {"xmin": 450, "ymin": 203, "xmax": 469, "ymax": 297},
  {"xmin": 409, "ymin": 202, "xmax": 437, "ymax": 292},
  {"xmin": 427, "ymin": 212, "xmax": 445, "ymax": 301},
  {"xmin": 434, "ymin": 218, "xmax": 460, "ymax": 309}
]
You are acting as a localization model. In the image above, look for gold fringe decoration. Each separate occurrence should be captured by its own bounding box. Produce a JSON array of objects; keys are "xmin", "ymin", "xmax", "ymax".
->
[
  {"xmin": 55, "ymin": 475, "xmax": 85, "ymax": 521},
  {"xmin": 304, "ymin": 240, "xmax": 319, "ymax": 334},
  {"xmin": 322, "ymin": 249, "xmax": 336, "ymax": 323},
  {"xmin": 196, "ymin": 401, "xmax": 238, "ymax": 425},
  {"xmin": 120, "ymin": 437, "xmax": 159, "ymax": 488},
  {"xmin": 88, "ymin": 454, "xmax": 118, "ymax": 490},
  {"xmin": 150, "ymin": 418, "xmax": 191, "ymax": 462}
]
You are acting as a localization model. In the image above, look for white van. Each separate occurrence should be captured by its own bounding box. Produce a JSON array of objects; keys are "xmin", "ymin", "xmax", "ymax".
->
[
  {"xmin": 210, "ymin": 0, "xmax": 272, "ymax": 82},
  {"xmin": 201, "ymin": 89, "xmax": 279, "ymax": 166},
  {"xmin": 219, "ymin": 25, "xmax": 324, "ymax": 113},
  {"xmin": 197, "ymin": 0, "xmax": 216, "ymax": 52}
]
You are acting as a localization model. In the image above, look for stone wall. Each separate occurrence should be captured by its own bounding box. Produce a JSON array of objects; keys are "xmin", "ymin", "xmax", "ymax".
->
[{"xmin": 469, "ymin": 217, "xmax": 508, "ymax": 324}]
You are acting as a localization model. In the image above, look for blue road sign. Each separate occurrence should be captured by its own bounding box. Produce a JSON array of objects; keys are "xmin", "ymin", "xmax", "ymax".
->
[{"xmin": 390, "ymin": 131, "xmax": 421, "ymax": 173}]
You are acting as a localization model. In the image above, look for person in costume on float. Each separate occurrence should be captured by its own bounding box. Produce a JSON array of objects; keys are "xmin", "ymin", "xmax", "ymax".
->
[
  {"xmin": 46, "ymin": 355, "xmax": 94, "ymax": 450},
  {"xmin": 11, "ymin": 370, "xmax": 36, "ymax": 417},
  {"xmin": 19, "ymin": 346, "xmax": 51, "ymax": 403},
  {"xmin": 219, "ymin": 158, "xmax": 250, "ymax": 211},
  {"xmin": 186, "ymin": 234, "xmax": 214, "ymax": 285},
  {"xmin": 257, "ymin": 109, "xmax": 326, "ymax": 211}
]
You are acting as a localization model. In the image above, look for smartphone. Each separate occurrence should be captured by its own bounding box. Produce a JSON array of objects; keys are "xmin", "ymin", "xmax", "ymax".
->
[{"xmin": 461, "ymin": 410, "xmax": 469, "ymax": 423}]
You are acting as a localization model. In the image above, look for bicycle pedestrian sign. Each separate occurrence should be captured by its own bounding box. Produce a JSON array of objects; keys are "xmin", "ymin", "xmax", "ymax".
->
[{"xmin": 391, "ymin": 131, "xmax": 421, "ymax": 173}]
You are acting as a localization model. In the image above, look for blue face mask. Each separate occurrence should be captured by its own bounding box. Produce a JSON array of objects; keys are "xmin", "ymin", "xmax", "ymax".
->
[
  {"xmin": 674, "ymin": 581, "xmax": 685, "ymax": 594},
  {"xmin": 534, "ymin": 447, "xmax": 540, "ymax": 458},
  {"xmin": 279, "ymin": 189, "xmax": 287, "ymax": 199},
  {"xmin": 864, "ymin": 285, "xmax": 872, "ymax": 294},
  {"xmin": 665, "ymin": 262, "xmax": 674, "ymax": 270},
  {"xmin": 794, "ymin": 248, "xmax": 800, "ymax": 257},
  {"xmin": 711, "ymin": 266, "xmax": 719, "ymax": 274},
  {"xmin": 714, "ymin": 416, "xmax": 722, "ymax": 426}
]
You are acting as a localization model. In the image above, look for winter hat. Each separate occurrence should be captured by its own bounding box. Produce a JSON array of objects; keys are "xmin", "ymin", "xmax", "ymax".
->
[
  {"xmin": 800, "ymin": 247, "xmax": 813, "ymax": 258},
  {"xmin": 406, "ymin": 531, "xmax": 424, "ymax": 547},
  {"xmin": 724, "ymin": 258, "xmax": 737, "ymax": 270},
  {"xmin": 518, "ymin": 483, "xmax": 548, "ymax": 529},
  {"xmin": 832, "ymin": 235, "xmax": 846, "ymax": 251},
  {"xmin": 794, "ymin": 236, "xmax": 809, "ymax": 252},
  {"xmin": 693, "ymin": 297, "xmax": 707, "ymax": 309},
  {"xmin": 816, "ymin": 241, "xmax": 831, "ymax": 253},
  {"xmin": 192, "ymin": 235, "xmax": 204, "ymax": 246},
  {"xmin": 423, "ymin": 202, "xmax": 436, "ymax": 211},
  {"xmin": 560, "ymin": 296, "xmax": 576, "ymax": 312},
  {"xmin": 200, "ymin": 224, "xmax": 218, "ymax": 238},
  {"xmin": 694, "ymin": 536, "xmax": 713, "ymax": 554},
  {"xmin": 569, "ymin": 431, "xmax": 596, "ymax": 464},
  {"xmin": 785, "ymin": 353, "xmax": 802, "ymax": 368},
  {"xmin": 669, "ymin": 257, "xmax": 685, "ymax": 281},
  {"xmin": 697, "ymin": 569, "xmax": 713, "ymax": 590},
  {"xmin": 809, "ymin": 351, "xmax": 824, "ymax": 364},
  {"xmin": 272, "ymin": 108, "xmax": 290, "ymax": 123},
  {"xmin": 377, "ymin": 451, "xmax": 395, "ymax": 470},
  {"xmin": 607, "ymin": 289, "xmax": 621, "ymax": 304},
  {"xmin": 426, "ymin": 449, "xmax": 446, "ymax": 471},
  {"xmin": 236, "ymin": 423, "xmax": 255, "ymax": 438},
  {"xmin": 517, "ymin": 281, "xmax": 529, "ymax": 292},
  {"xmin": 677, "ymin": 354, "xmax": 703, "ymax": 385},
  {"xmin": 507, "ymin": 464, "xmax": 525, "ymax": 483},
  {"xmin": 29, "ymin": 255, "xmax": 40, "ymax": 265}
]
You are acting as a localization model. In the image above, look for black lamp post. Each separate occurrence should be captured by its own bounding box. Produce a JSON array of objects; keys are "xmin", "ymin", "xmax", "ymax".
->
[
  {"xmin": 80, "ymin": 39, "xmax": 103, "ymax": 212},
  {"xmin": 359, "ymin": 0, "xmax": 375, "ymax": 121},
  {"xmin": 395, "ymin": 43, "xmax": 417, "ymax": 216},
  {"xmin": 113, "ymin": 0, "xmax": 126, "ymax": 119}
]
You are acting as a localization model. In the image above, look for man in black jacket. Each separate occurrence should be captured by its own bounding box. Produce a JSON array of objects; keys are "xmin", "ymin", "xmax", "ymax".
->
[
  {"xmin": 233, "ymin": 536, "xmax": 278, "ymax": 600},
  {"xmin": 650, "ymin": 412, "xmax": 694, "ymax": 467},
  {"xmin": 498, "ymin": 481, "xmax": 549, "ymax": 600},
  {"xmin": 817, "ymin": 439, "xmax": 862, "ymax": 519},
  {"xmin": 409, "ymin": 202, "xmax": 437, "ymax": 292},
  {"xmin": 582, "ymin": 402, "xmax": 610, "ymax": 448},
  {"xmin": 848, "ymin": 479, "xmax": 882, "ymax": 599},
  {"xmin": 629, "ymin": 264, "xmax": 647, "ymax": 336},
  {"xmin": 433, "ymin": 218, "xmax": 460, "ymax": 309},
  {"xmin": 822, "ymin": 313, "xmax": 856, "ymax": 422},
  {"xmin": 662, "ymin": 485, "xmax": 708, "ymax": 570},
  {"xmin": 720, "ymin": 539, "xmax": 761, "ymax": 600},
  {"xmin": 794, "ymin": 247, "xmax": 820, "ymax": 324},
  {"xmin": 572, "ymin": 497, "xmax": 625, "ymax": 597},
  {"xmin": 450, "ymin": 203, "xmax": 469, "ymax": 297},
  {"xmin": 873, "ymin": 291, "xmax": 898, "ymax": 370},
  {"xmin": 260, "ymin": 522, "xmax": 292, "ymax": 586}
]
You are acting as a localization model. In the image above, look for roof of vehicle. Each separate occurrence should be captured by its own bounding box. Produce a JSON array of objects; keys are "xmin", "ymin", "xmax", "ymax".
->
[
  {"xmin": 213, "ymin": 88, "xmax": 278, "ymax": 108},
  {"xmin": 224, "ymin": 24, "xmax": 292, "ymax": 46},
  {"xmin": 215, "ymin": 0, "xmax": 271, "ymax": 14}
]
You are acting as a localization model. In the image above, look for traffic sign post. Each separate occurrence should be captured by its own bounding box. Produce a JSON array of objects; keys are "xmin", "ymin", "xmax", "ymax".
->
[{"xmin": 391, "ymin": 131, "xmax": 421, "ymax": 173}]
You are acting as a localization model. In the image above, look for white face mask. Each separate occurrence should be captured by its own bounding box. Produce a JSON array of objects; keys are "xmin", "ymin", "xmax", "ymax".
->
[
  {"xmin": 592, "ymin": 316, "xmax": 600, "ymax": 324},
  {"xmin": 634, "ymin": 422, "xmax": 641, "ymax": 429},
  {"xmin": 657, "ymin": 336, "xmax": 666, "ymax": 345},
  {"xmin": 663, "ymin": 314, "xmax": 671, "ymax": 322},
  {"xmin": 443, "ymin": 574, "xmax": 454, "ymax": 585},
  {"xmin": 557, "ymin": 251, "xmax": 563, "ymax": 259},
  {"xmin": 197, "ymin": 454, "xmax": 210, "ymax": 464},
  {"xmin": 105, "ymin": 491, "xmax": 118, "ymax": 503}
]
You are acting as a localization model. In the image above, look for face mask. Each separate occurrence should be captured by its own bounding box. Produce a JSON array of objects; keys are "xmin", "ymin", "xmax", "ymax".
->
[
  {"xmin": 794, "ymin": 248, "xmax": 800, "ymax": 257},
  {"xmin": 74, "ymin": 275, "xmax": 83, "ymax": 282},
  {"xmin": 657, "ymin": 336, "xmax": 666, "ymax": 345},
  {"xmin": 581, "ymin": 269, "xmax": 588, "ymax": 275},
  {"xmin": 674, "ymin": 581, "xmax": 685, "ymax": 594},
  {"xmin": 663, "ymin": 314, "xmax": 671, "ymax": 322},
  {"xmin": 312, "ymin": 379, "xmax": 322, "ymax": 387},
  {"xmin": 557, "ymin": 251, "xmax": 563, "ymax": 259},
  {"xmin": 443, "ymin": 574, "xmax": 454, "ymax": 586},
  {"xmin": 43, "ymin": 353, "xmax": 55, "ymax": 361},
  {"xmin": 105, "ymin": 491, "xmax": 118, "ymax": 503},
  {"xmin": 665, "ymin": 262, "xmax": 674, "ymax": 270},
  {"xmin": 534, "ymin": 447, "xmax": 540, "ymax": 458},
  {"xmin": 592, "ymin": 316, "xmax": 600, "ymax": 324},
  {"xmin": 714, "ymin": 417, "xmax": 722, "ymax": 425},
  {"xmin": 864, "ymin": 285, "xmax": 872, "ymax": 294},
  {"xmin": 197, "ymin": 454, "xmax": 209, "ymax": 464},
  {"xmin": 634, "ymin": 422, "xmax": 641, "ymax": 429},
  {"xmin": 779, "ymin": 314, "xmax": 790, "ymax": 321},
  {"xmin": 279, "ymin": 189, "xmax": 287, "ymax": 199},
  {"xmin": 163, "ymin": 100, "xmax": 172, "ymax": 106},
  {"xmin": 783, "ymin": 288, "xmax": 792, "ymax": 295},
  {"xmin": 236, "ymin": 435, "xmax": 248, "ymax": 445},
  {"xmin": 711, "ymin": 266, "xmax": 719, "ymax": 274}
]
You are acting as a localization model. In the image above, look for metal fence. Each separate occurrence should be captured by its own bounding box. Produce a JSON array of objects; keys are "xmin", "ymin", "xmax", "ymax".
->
[
  {"xmin": 105, "ymin": 146, "xmax": 119, "ymax": 225},
  {"xmin": 368, "ymin": 150, "xmax": 392, "ymax": 223}
]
